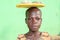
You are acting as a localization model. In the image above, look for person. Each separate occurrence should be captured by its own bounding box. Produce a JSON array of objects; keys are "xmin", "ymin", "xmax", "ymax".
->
[{"xmin": 17, "ymin": 7, "xmax": 51, "ymax": 40}]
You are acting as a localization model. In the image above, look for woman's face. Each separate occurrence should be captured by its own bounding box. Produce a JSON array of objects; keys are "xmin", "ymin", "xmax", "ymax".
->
[{"xmin": 25, "ymin": 9, "xmax": 42, "ymax": 32}]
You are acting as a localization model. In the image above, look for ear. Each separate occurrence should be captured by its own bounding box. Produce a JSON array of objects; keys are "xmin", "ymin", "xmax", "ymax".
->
[
  {"xmin": 25, "ymin": 18, "xmax": 27, "ymax": 24},
  {"xmin": 41, "ymin": 18, "xmax": 42, "ymax": 23},
  {"xmin": 41, "ymin": 18, "xmax": 42, "ymax": 21}
]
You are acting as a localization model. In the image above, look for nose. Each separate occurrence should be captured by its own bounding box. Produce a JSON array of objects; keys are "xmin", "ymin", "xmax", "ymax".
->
[{"xmin": 32, "ymin": 18, "xmax": 37, "ymax": 24}]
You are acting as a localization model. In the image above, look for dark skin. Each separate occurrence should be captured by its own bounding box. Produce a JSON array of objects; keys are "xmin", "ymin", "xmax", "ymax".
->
[
  {"xmin": 17, "ymin": 8, "xmax": 51, "ymax": 40},
  {"xmin": 17, "ymin": 7, "xmax": 51, "ymax": 40},
  {"xmin": 25, "ymin": 8, "xmax": 42, "ymax": 40}
]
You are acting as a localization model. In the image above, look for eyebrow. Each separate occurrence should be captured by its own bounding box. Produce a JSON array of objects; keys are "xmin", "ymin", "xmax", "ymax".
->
[{"xmin": 28, "ymin": 16, "xmax": 41, "ymax": 18}]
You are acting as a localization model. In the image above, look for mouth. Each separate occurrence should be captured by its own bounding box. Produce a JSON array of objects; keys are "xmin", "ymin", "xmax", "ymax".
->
[{"xmin": 32, "ymin": 25, "xmax": 38, "ymax": 29}]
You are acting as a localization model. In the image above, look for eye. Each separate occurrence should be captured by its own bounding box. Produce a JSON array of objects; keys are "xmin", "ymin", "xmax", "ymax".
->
[
  {"xmin": 36, "ymin": 17, "xmax": 41, "ymax": 20},
  {"xmin": 28, "ymin": 18, "xmax": 32, "ymax": 20}
]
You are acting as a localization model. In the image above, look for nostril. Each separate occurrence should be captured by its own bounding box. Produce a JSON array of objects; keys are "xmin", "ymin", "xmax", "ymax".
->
[{"xmin": 32, "ymin": 20, "xmax": 37, "ymax": 24}]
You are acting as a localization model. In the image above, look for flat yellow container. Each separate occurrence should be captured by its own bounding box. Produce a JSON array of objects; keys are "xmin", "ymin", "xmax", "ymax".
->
[{"xmin": 16, "ymin": 3, "xmax": 45, "ymax": 8}]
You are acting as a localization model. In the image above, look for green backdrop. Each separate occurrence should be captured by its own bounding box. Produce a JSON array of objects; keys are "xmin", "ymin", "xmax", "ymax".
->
[{"xmin": 0, "ymin": 0, "xmax": 60, "ymax": 40}]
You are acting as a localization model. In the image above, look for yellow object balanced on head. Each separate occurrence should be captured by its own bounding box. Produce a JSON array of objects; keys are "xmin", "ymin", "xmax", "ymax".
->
[{"xmin": 16, "ymin": 1, "xmax": 45, "ymax": 8}]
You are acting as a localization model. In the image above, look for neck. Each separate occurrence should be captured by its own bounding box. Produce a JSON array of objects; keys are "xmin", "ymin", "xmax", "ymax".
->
[{"xmin": 28, "ymin": 30, "xmax": 40, "ymax": 36}]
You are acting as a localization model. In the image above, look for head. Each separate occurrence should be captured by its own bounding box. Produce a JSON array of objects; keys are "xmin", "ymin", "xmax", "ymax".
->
[{"xmin": 25, "ymin": 7, "xmax": 42, "ymax": 32}]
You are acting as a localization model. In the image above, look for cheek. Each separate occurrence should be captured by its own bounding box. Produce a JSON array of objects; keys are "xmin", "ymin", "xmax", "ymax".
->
[
  {"xmin": 38, "ymin": 20, "xmax": 42, "ymax": 25},
  {"xmin": 27, "ymin": 20, "xmax": 32, "ymax": 25}
]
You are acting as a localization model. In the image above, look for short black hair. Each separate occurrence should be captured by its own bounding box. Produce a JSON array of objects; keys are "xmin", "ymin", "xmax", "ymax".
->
[{"xmin": 25, "ymin": 7, "xmax": 42, "ymax": 18}]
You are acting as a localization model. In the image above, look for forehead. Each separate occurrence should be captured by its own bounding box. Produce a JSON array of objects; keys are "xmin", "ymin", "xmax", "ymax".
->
[{"xmin": 27, "ymin": 10, "xmax": 41, "ymax": 18}]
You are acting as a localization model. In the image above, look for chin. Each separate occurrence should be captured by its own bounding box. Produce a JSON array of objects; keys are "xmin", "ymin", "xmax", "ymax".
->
[{"xmin": 31, "ymin": 29, "xmax": 39, "ymax": 32}]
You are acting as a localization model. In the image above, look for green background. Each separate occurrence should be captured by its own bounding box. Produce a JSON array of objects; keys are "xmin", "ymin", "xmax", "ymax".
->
[{"xmin": 0, "ymin": 0, "xmax": 60, "ymax": 40}]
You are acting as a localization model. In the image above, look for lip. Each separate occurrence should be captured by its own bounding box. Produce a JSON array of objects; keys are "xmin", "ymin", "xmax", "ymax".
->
[{"xmin": 32, "ymin": 25, "xmax": 38, "ymax": 28}]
